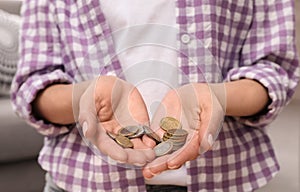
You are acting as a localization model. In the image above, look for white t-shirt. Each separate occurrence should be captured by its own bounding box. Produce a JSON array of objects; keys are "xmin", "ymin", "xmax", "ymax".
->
[{"xmin": 101, "ymin": 0, "xmax": 187, "ymax": 186}]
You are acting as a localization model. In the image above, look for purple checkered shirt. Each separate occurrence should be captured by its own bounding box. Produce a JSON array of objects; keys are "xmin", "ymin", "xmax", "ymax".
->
[{"xmin": 11, "ymin": 0, "xmax": 299, "ymax": 191}]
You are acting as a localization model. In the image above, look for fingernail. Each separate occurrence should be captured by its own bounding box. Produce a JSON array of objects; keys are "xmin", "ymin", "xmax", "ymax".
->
[
  {"xmin": 133, "ymin": 162, "xmax": 145, "ymax": 167},
  {"xmin": 116, "ymin": 160, "xmax": 126, "ymax": 164},
  {"xmin": 168, "ymin": 164, "xmax": 180, "ymax": 169},
  {"xmin": 144, "ymin": 175, "xmax": 153, "ymax": 180},
  {"xmin": 207, "ymin": 133, "xmax": 214, "ymax": 147},
  {"xmin": 150, "ymin": 171, "xmax": 161, "ymax": 176},
  {"xmin": 82, "ymin": 122, "xmax": 88, "ymax": 136}
]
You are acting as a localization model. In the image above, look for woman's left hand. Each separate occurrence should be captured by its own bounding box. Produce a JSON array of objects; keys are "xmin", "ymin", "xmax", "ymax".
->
[{"xmin": 142, "ymin": 83, "xmax": 225, "ymax": 178}]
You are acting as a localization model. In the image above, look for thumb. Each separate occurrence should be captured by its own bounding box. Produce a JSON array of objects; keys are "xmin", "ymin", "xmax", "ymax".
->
[{"xmin": 78, "ymin": 81, "xmax": 98, "ymax": 139}]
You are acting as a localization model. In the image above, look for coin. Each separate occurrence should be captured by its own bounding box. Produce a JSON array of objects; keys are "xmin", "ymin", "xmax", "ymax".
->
[
  {"xmin": 127, "ymin": 125, "xmax": 144, "ymax": 138},
  {"xmin": 118, "ymin": 126, "xmax": 139, "ymax": 137},
  {"xmin": 154, "ymin": 141, "xmax": 173, "ymax": 157},
  {"xmin": 162, "ymin": 133, "xmax": 174, "ymax": 141},
  {"xmin": 163, "ymin": 136, "xmax": 187, "ymax": 142},
  {"xmin": 160, "ymin": 117, "xmax": 182, "ymax": 131},
  {"xmin": 166, "ymin": 129, "xmax": 188, "ymax": 137},
  {"xmin": 107, "ymin": 132, "xmax": 117, "ymax": 139},
  {"xmin": 162, "ymin": 135, "xmax": 187, "ymax": 143},
  {"xmin": 171, "ymin": 143, "xmax": 185, "ymax": 151},
  {"xmin": 115, "ymin": 135, "xmax": 133, "ymax": 148},
  {"xmin": 171, "ymin": 140, "xmax": 186, "ymax": 146},
  {"xmin": 143, "ymin": 126, "xmax": 161, "ymax": 143}
]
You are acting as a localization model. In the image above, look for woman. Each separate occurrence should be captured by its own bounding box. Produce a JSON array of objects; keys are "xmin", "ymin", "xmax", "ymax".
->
[{"xmin": 12, "ymin": 0, "xmax": 299, "ymax": 191}]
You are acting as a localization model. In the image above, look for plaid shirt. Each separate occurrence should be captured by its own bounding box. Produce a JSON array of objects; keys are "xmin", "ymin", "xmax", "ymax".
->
[{"xmin": 11, "ymin": 0, "xmax": 299, "ymax": 191}]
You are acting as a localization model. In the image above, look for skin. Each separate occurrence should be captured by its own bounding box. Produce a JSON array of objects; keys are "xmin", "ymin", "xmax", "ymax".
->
[
  {"xmin": 32, "ymin": 77, "xmax": 269, "ymax": 177},
  {"xmin": 33, "ymin": 78, "xmax": 268, "ymax": 124},
  {"xmin": 142, "ymin": 79, "xmax": 269, "ymax": 178},
  {"xmin": 77, "ymin": 76, "xmax": 155, "ymax": 165}
]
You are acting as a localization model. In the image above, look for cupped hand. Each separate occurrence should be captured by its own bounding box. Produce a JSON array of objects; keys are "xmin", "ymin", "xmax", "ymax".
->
[
  {"xmin": 78, "ymin": 76, "xmax": 155, "ymax": 166},
  {"xmin": 142, "ymin": 83, "xmax": 225, "ymax": 178}
]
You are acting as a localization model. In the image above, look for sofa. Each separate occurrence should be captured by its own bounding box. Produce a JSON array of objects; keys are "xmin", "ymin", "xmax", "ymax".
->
[{"xmin": 0, "ymin": 1, "xmax": 45, "ymax": 192}]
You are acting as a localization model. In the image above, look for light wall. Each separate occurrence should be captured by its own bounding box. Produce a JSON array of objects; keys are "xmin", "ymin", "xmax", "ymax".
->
[{"xmin": 294, "ymin": 0, "xmax": 300, "ymax": 100}]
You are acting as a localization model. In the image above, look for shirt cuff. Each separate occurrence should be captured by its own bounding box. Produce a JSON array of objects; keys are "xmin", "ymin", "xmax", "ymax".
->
[
  {"xmin": 11, "ymin": 69, "xmax": 74, "ymax": 137},
  {"xmin": 225, "ymin": 62, "xmax": 289, "ymax": 127}
]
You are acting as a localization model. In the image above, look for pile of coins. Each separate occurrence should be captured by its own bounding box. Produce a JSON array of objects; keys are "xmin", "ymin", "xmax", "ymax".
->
[
  {"xmin": 107, "ymin": 117, "xmax": 188, "ymax": 157},
  {"xmin": 154, "ymin": 117, "xmax": 188, "ymax": 157},
  {"xmin": 107, "ymin": 125, "xmax": 161, "ymax": 148}
]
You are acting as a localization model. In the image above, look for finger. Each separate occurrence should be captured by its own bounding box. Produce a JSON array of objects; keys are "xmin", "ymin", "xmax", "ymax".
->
[
  {"xmin": 142, "ymin": 135, "xmax": 156, "ymax": 148},
  {"xmin": 124, "ymin": 149, "xmax": 148, "ymax": 166},
  {"xmin": 131, "ymin": 138, "xmax": 156, "ymax": 162},
  {"xmin": 167, "ymin": 133, "xmax": 199, "ymax": 169},
  {"xmin": 197, "ymin": 105, "xmax": 215, "ymax": 154},
  {"xmin": 131, "ymin": 138, "xmax": 151, "ymax": 149},
  {"xmin": 78, "ymin": 114, "xmax": 98, "ymax": 139},
  {"xmin": 143, "ymin": 166, "xmax": 154, "ymax": 179},
  {"xmin": 78, "ymin": 81, "xmax": 98, "ymax": 138},
  {"xmin": 78, "ymin": 106, "xmax": 97, "ymax": 139},
  {"xmin": 178, "ymin": 84, "xmax": 201, "ymax": 130},
  {"xmin": 143, "ymin": 155, "xmax": 169, "ymax": 179},
  {"xmin": 198, "ymin": 84, "xmax": 225, "ymax": 153},
  {"xmin": 112, "ymin": 80, "xmax": 149, "ymax": 126},
  {"xmin": 150, "ymin": 90, "xmax": 182, "ymax": 138},
  {"xmin": 124, "ymin": 148, "xmax": 155, "ymax": 166},
  {"xmin": 72, "ymin": 80, "xmax": 93, "ymax": 121},
  {"xmin": 94, "ymin": 125, "xmax": 128, "ymax": 163},
  {"xmin": 100, "ymin": 121, "xmax": 122, "ymax": 134},
  {"xmin": 127, "ymin": 87, "xmax": 150, "ymax": 124}
]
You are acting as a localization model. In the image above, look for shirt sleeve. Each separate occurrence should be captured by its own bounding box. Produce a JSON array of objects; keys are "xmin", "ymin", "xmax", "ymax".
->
[
  {"xmin": 10, "ymin": 0, "xmax": 74, "ymax": 137},
  {"xmin": 226, "ymin": 0, "xmax": 300, "ymax": 127}
]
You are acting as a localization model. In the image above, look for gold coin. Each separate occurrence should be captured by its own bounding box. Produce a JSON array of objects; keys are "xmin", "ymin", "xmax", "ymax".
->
[
  {"xmin": 107, "ymin": 132, "xmax": 117, "ymax": 139},
  {"xmin": 164, "ymin": 132, "xmax": 187, "ymax": 139},
  {"xmin": 162, "ymin": 132, "xmax": 174, "ymax": 140},
  {"xmin": 162, "ymin": 137, "xmax": 169, "ymax": 141},
  {"xmin": 160, "ymin": 117, "xmax": 182, "ymax": 131},
  {"xmin": 115, "ymin": 135, "xmax": 133, "ymax": 148}
]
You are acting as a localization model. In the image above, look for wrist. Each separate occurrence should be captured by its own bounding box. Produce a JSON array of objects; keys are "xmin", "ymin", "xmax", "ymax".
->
[
  {"xmin": 225, "ymin": 79, "xmax": 269, "ymax": 117},
  {"xmin": 32, "ymin": 80, "xmax": 92, "ymax": 125}
]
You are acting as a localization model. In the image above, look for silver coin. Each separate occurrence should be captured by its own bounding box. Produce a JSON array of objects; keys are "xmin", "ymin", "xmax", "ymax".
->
[
  {"xmin": 167, "ymin": 140, "xmax": 186, "ymax": 151},
  {"xmin": 166, "ymin": 129, "xmax": 189, "ymax": 137},
  {"xmin": 167, "ymin": 136, "xmax": 187, "ymax": 142},
  {"xmin": 172, "ymin": 139, "xmax": 186, "ymax": 144},
  {"xmin": 127, "ymin": 125, "xmax": 144, "ymax": 138},
  {"xmin": 154, "ymin": 141, "xmax": 173, "ymax": 157},
  {"xmin": 163, "ymin": 135, "xmax": 186, "ymax": 143},
  {"xmin": 143, "ymin": 125, "xmax": 161, "ymax": 143},
  {"xmin": 118, "ymin": 126, "xmax": 139, "ymax": 137},
  {"xmin": 172, "ymin": 144, "xmax": 184, "ymax": 151}
]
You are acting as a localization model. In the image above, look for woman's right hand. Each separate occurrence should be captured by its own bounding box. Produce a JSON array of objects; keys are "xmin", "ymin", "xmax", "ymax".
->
[{"xmin": 78, "ymin": 76, "xmax": 155, "ymax": 166}]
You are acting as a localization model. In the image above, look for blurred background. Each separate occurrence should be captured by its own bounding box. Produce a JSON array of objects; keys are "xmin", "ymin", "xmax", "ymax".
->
[
  {"xmin": 0, "ymin": 1, "xmax": 299, "ymax": 192},
  {"xmin": 257, "ymin": 1, "xmax": 300, "ymax": 191}
]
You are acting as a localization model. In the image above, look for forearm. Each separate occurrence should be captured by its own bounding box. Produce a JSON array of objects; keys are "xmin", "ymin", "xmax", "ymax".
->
[
  {"xmin": 225, "ymin": 79, "xmax": 269, "ymax": 117},
  {"xmin": 32, "ymin": 83, "xmax": 74, "ymax": 124},
  {"xmin": 32, "ymin": 81, "xmax": 90, "ymax": 125}
]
